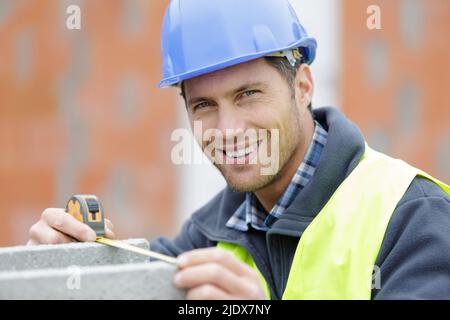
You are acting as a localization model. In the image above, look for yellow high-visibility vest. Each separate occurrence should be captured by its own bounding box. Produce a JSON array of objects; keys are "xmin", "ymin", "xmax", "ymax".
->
[{"xmin": 218, "ymin": 144, "xmax": 450, "ymax": 299}]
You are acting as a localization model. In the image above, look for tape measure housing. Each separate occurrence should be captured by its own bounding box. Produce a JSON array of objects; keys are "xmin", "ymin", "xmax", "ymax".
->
[{"xmin": 66, "ymin": 195, "xmax": 106, "ymax": 237}]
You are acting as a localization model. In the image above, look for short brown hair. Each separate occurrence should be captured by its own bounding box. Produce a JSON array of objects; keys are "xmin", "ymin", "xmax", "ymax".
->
[{"xmin": 263, "ymin": 50, "xmax": 312, "ymax": 112}]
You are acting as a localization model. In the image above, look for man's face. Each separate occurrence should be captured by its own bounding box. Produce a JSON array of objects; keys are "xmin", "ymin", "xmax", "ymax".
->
[{"xmin": 183, "ymin": 58, "xmax": 310, "ymax": 192}]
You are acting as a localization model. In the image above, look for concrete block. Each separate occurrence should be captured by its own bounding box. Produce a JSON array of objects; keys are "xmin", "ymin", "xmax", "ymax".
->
[
  {"xmin": 0, "ymin": 262, "xmax": 185, "ymax": 299},
  {"xmin": 0, "ymin": 239, "xmax": 150, "ymax": 271}
]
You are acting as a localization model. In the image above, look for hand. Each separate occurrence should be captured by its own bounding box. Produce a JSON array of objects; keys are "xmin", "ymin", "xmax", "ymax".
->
[
  {"xmin": 174, "ymin": 247, "xmax": 268, "ymax": 300},
  {"xmin": 27, "ymin": 208, "xmax": 115, "ymax": 245}
]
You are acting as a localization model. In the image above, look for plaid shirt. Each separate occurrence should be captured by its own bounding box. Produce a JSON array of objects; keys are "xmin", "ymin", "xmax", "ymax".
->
[{"xmin": 226, "ymin": 121, "xmax": 328, "ymax": 232}]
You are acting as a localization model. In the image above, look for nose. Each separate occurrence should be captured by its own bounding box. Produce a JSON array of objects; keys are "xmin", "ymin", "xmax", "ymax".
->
[{"xmin": 216, "ymin": 103, "xmax": 247, "ymax": 141}]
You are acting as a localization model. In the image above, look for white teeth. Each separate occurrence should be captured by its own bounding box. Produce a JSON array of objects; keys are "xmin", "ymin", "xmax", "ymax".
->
[{"xmin": 224, "ymin": 143, "xmax": 258, "ymax": 158}]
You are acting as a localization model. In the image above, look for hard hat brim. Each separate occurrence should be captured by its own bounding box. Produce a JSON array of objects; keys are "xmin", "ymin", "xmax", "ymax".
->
[{"xmin": 158, "ymin": 37, "xmax": 317, "ymax": 88}]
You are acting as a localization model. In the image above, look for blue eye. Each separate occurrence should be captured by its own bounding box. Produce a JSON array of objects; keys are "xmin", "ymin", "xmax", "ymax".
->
[
  {"xmin": 241, "ymin": 90, "xmax": 258, "ymax": 97},
  {"xmin": 193, "ymin": 101, "xmax": 211, "ymax": 111}
]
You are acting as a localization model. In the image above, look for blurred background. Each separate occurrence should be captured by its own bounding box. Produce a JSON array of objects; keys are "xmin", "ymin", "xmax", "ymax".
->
[{"xmin": 0, "ymin": 0, "xmax": 449, "ymax": 246}]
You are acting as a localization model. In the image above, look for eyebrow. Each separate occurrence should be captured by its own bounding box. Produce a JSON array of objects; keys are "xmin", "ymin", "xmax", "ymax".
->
[{"xmin": 187, "ymin": 81, "xmax": 267, "ymax": 106}]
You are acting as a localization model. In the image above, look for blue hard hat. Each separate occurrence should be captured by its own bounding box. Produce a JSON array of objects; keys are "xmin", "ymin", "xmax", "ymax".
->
[{"xmin": 159, "ymin": 0, "xmax": 317, "ymax": 88}]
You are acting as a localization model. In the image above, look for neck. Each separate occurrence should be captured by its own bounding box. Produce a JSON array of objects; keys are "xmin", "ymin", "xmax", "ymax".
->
[{"xmin": 255, "ymin": 116, "xmax": 315, "ymax": 213}]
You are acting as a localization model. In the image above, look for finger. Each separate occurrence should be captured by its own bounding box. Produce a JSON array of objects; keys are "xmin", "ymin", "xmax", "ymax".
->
[
  {"xmin": 43, "ymin": 208, "xmax": 97, "ymax": 242},
  {"xmin": 29, "ymin": 221, "xmax": 77, "ymax": 244},
  {"xmin": 186, "ymin": 284, "xmax": 230, "ymax": 300},
  {"xmin": 105, "ymin": 226, "xmax": 115, "ymax": 239},
  {"xmin": 177, "ymin": 247, "xmax": 254, "ymax": 277},
  {"xmin": 26, "ymin": 238, "xmax": 38, "ymax": 246},
  {"xmin": 174, "ymin": 263, "xmax": 243, "ymax": 293},
  {"xmin": 104, "ymin": 219, "xmax": 114, "ymax": 230}
]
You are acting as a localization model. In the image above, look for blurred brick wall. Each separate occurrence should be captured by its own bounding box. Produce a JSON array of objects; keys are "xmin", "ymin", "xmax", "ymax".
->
[
  {"xmin": 0, "ymin": 0, "xmax": 177, "ymax": 246},
  {"xmin": 342, "ymin": 0, "xmax": 450, "ymax": 182},
  {"xmin": 1, "ymin": 0, "xmax": 449, "ymax": 247}
]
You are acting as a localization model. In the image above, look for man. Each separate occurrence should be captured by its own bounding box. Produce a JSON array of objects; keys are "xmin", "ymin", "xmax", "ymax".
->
[{"xmin": 27, "ymin": 0, "xmax": 449, "ymax": 299}]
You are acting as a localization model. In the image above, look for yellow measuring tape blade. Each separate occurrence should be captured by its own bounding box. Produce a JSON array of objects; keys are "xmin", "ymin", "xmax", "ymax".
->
[{"xmin": 95, "ymin": 237, "xmax": 178, "ymax": 265}]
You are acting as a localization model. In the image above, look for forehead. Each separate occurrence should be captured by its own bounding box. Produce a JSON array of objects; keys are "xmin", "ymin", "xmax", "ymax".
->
[{"xmin": 183, "ymin": 58, "xmax": 281, "ymax": 97}]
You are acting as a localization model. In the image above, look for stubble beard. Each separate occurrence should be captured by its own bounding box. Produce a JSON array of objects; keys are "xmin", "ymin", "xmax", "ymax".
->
[{"xmin": 215, "ymin": 103, "xmax": 303, "ymax": 193}]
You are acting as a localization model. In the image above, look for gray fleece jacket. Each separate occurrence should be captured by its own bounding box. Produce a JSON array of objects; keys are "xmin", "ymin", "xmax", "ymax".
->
[{"xmin": 151, "ymin": 107, "xmax": 450, "ymax": 300}]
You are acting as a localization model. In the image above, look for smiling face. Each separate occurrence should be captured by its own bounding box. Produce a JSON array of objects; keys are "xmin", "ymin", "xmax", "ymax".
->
[{"xmin": 183, "ymin": 57, "xmax": 313, "ymax": 193}]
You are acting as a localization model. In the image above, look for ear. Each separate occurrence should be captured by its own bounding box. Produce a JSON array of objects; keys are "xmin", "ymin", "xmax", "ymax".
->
[{"xmin": 295, "ymin": 64, "xmax": 314, "ymax": 110}]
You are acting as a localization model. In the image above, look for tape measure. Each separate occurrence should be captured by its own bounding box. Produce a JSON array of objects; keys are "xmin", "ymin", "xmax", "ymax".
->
[{"xmin": 65, "ymin": 195, "xmax": 177, "ymax": 265}]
